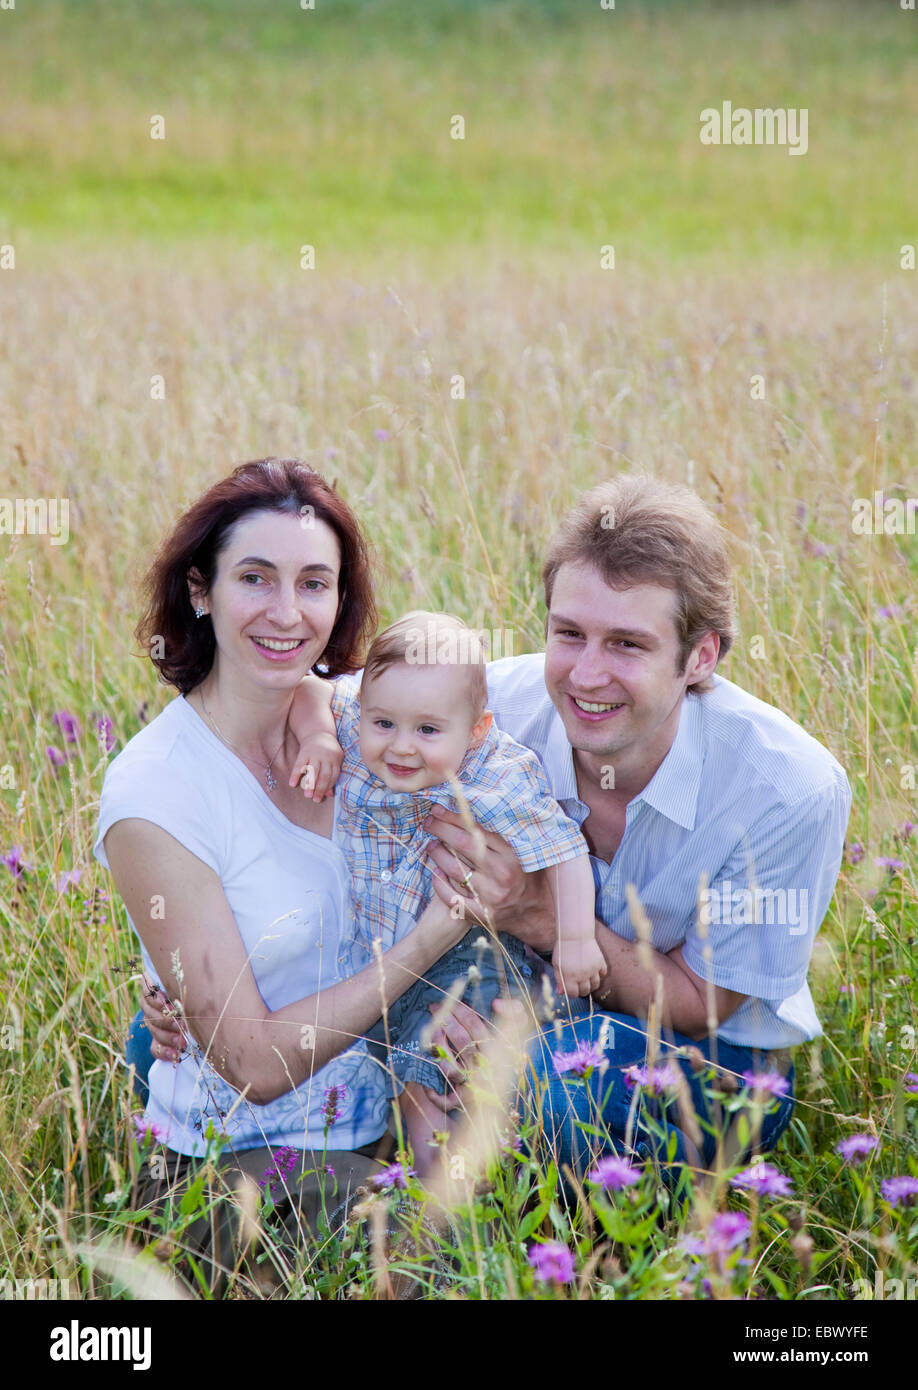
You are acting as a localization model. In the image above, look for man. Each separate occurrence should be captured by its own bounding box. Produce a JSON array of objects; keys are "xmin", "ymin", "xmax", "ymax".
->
[{"xmin": 424, "ymin": 473, "xmax": 851, "ymax": 1174}]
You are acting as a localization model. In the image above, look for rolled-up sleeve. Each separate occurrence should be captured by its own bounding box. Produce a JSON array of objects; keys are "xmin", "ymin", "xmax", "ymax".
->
[{"xmin": 680, "ymin": 771, "xmax": 851, "ymax": 999}]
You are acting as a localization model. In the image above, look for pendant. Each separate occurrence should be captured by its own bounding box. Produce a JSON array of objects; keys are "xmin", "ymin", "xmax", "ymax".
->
[{"xmin": 265, "ymin": 767, "xmax": 277, "ymax": 790}]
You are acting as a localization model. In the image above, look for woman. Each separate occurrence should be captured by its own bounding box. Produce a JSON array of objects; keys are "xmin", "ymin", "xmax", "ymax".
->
[{"xmin": 96, "ymin": 458, "xmax": 469, "ymax": 1294}]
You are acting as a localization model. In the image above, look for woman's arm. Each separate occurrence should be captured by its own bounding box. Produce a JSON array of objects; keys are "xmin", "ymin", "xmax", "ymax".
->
[{"xmin": 105, "ymin": 817, "xmax": 466, "ymax": 1106}]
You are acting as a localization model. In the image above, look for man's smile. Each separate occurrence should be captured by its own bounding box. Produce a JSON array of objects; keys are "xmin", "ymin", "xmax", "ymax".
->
[{"xmin": 568, "ymin": 695, "xmax": 627, "ymax": 720}]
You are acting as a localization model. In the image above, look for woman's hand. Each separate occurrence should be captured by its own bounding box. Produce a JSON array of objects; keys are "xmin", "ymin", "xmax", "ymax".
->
[
  {"xmin": 140, "ymin": 974, "xmax": 186, "ymax": 1062},
  {"xmin": 423, "ymin": 997, "xmax": 491, "ymax": 1103},
  {"xmin": 421, "ymin": 995, "xmax": 526, "ymax": 1112},
  {"xmin": 289, "ymin": 730, "xmax": 344, "ymax": 802}
]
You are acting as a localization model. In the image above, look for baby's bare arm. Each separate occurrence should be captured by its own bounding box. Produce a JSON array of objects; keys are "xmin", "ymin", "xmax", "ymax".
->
[{"xmin": 550, "ymin": 857, "xmax": 606, "ymax": 996}]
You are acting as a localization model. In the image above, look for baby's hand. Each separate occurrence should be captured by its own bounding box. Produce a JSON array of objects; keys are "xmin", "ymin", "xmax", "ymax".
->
[
  {"xmin": 289, "ymin": 731, "xmax": 344, "ymax": 802},
  {"xmin": 553, "ymin": 937, "xmax": 607, "ymax": 998}
]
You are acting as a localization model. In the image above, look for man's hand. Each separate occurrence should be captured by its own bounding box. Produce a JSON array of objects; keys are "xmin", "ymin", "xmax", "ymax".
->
[
  {"xmin": 139, "ymin": 975, "xmax": 186, "ymax": 1062},
  {"xmin": 423, "ymin": 808, "xmax": 556, "ymax": 952}
]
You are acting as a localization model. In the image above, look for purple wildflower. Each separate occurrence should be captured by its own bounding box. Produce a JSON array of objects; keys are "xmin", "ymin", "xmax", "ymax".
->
[
  {"xmin": 52, "ymin": 710, "xmax": 81, "ymax": 743},
  {"xmin": 729, "ymin": 1162, "xmax": 793, "ymax": 1198},
  {"xmin": 322, "ymin": 1083, "xmax": 346, "ymax": 1127},
  {"xmin": 56, "ymin": 869, "xmax": 83, "ymax": 892},
  {"xmin": 132, "ymin": 1114, "xmax": 166, "ymax": 1146},
  {"xmin": 96, "ymin": 716, "xmax": 116, "ymax": 753},
  {"xmin": 846, "ymin": 842, "xmax": 865, "ymax": 865},
  {"xmin": 552, "ymin": 1040, "xmax": 606, "ymax": 1078},
  {"xmin": 873, "ymin": 856, "xmax": 903, "ymax": 873},
  {"xmin": 804, "ymin": 539, "xmax": 832, "ymax": 559},
  {"xmin": 528, "ymin": 1241, "xmax": 576, "ymax": 1284},
  {"xmin": 373, "ymin": 428, "xmax": 390, "ymax": 442},
  {"xmin": 880, "ymin": 1176, "xmax": 918, "ymax": 1207},
  {"xmin": 742, "ymin": 1070, "xmax": 790, "ymax": 1099},
  {"xmin": 876, "ymin": 605, "xmax": 904, "ymax": 621},
  {"xmin": 903, "ymin": 1073, "xmax": 918, "ymax": 1095},
  {"xmin": 835, "ymin": 1133, "xmax": 879, "ymax": 1164},
  {"xmin": 899, "ymin": 821, "xmax": 914, "ymax": 840},
  {"xmin": 368, "ymin": 1161, "xmax": 415, "ymax": 1194},
  {"xmin": 682, "ymin": 1210, "xmax": 752, "ymax": 1258},
  {"xmin": 586, "ymin": 1156, "xmax": 642, "ymax": 1191},
  {"xmin": 259, "ymin": 1145, "xmax": 299, "ymax": 1194},
  {"xmin": 2, "ymin": 846, "xmax": 33, "ymax": 879},
  {"xmin": 46, "ymin": 745, "xmax": 67, "ymax": 769},
  {"xmin": 624, "ymin": 1061, "xmax": 682, "ymax": 1094}
]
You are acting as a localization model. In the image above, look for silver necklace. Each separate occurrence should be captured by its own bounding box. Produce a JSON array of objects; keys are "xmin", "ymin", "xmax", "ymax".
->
[{"xmin": 199, "ymin": 691, "xmax": 287, "ymax": 790}]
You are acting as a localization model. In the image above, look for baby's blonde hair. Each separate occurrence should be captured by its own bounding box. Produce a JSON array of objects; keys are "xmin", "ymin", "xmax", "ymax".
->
[{"xmin": 362, "ymin": 610, "xmax": 488, "ymax": 714}]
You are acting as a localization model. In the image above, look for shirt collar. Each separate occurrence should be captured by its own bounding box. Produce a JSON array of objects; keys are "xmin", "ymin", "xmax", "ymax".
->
[
  {"xmin": 631, "ymin": 693, "xmax": 704, "ymax": 830},
  {"xmin": 548, "ymin": 691, "xmax": 704, "ymax": 831}
]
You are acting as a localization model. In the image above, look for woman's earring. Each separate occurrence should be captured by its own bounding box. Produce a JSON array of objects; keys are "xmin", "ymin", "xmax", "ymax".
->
[{"xmin": 194, "ymin": 607, "xmax": 206, "ymax": 619}]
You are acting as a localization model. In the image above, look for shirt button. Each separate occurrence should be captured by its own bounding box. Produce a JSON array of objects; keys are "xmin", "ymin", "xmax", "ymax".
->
[{"xmin": 380, "ymin": 870, "xmax": 392, "ymax": 882}]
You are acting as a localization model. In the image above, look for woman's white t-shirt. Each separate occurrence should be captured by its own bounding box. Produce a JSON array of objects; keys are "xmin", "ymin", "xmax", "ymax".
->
[{"xmin": 93, "ymin": 694, "xmax": 389, "ymax": 1157}]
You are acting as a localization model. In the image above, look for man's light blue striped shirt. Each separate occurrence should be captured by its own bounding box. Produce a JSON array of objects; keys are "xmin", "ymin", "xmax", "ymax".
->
[{"xmin": 486, "ymin": 654, "xmax": 852, "ymax": 1050}]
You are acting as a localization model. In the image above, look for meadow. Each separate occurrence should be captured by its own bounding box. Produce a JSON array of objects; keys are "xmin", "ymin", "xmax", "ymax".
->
[{"xmin": 0, "ymin": 0, "xmax": 916, "ymax": 1306}]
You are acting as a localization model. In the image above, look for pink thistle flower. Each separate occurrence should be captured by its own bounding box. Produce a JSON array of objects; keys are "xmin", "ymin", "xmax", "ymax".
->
[
  {"xmin": 742, "ymin": 1070, "xmax": 790, "ymax": 1099},
  {"xmin": 586, "ymin": 1156, "xmax": 642, "ymax": 1191},
  {"xmin": 682, "ymin": 1210, "xmax": 751, "ymax": 1258},
  {"xmin": 624, "ymin": 1061, "xmax": 682, "ymax": 1094},
  {"xmin": 835, "ymin": 1134, "xmax": 879, "ymax": 1164},
  {"xmin": 873, "ymin": 856, "xmax": 903, "ymax": 873},
  {"xmin": 56, "ymin": 869, "xmax": 83, "ymax": 892},
  {"xmin": 528, "ymin": 1241, "xmax": 576, "ymax": 1284},
  {"xmin": 552, "ymin": 1040, "xmax": 606, "ymax": 1078},
  {"xmin": 132, "ymin": 1114, "xmax": 166, "ymax": 1146},
  {"xmin": 46, "ymin": 745, "xmax": 67, "ymax": 770},
  {"xmin": 903, "ymin": 1073, "xmax": 918, "ymax": 1095},
  {"xmin": 880, "ymin": 1176, "xmax": 918, "ymax": 1207},
  {"xmin": 729, "ymin": 1162, "xmax": 793, "ymax": 1198},
  {"xmin": 2, "ymin": 846, "xmax": 33, "ymax": 879},
  {"xmin": 368, "ymin": 1161, "xmax": 414, "ymax": 1193},
  {"xmin": 846, "ymin": 842, "xmax": 865, "ymax": 865}
]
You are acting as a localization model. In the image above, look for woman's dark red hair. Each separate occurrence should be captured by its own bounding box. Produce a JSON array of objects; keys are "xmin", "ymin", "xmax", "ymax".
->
[{"xmin": 136, "ymin": 458, "xmax": 378, "ymax": 693}]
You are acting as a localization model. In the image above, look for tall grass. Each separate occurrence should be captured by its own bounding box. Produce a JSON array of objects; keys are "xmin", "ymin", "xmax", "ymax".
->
[
  {"xmin": 1, "ymin": 0, "xmax": 915, "ymax": 262},
  {"xmin": 0, "ymin": 254, "xmax": 915, "ymax": 1297}
]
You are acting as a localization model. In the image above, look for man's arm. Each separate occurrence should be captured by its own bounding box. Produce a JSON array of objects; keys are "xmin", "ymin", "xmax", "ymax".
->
[
  {"xmin": 592, "ymin": 928, "xmax": 746, "ymax": 1039},
  {"xmin": 425, "ymin": 808, "xmax": 745, "ymax": 1037}
]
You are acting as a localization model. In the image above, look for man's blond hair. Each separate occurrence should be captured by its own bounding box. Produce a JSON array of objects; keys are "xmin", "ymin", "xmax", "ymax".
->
[{"xmin": 542, "ymin": 474, "xmax": 736, "ymax": 693}]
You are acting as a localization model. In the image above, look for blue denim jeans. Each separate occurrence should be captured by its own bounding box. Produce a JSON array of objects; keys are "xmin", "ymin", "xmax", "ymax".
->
[
  {"xmin": 126, "ymin": 1008, "xmax": 153, "ymax": 1103},
  {"xmin": 367, "ymin": 928, "xmax": 534, "ymax": 1094},
  {"xmin": 527, "ymin": 1010, "xmax": 795, "ymax": 1181}
]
